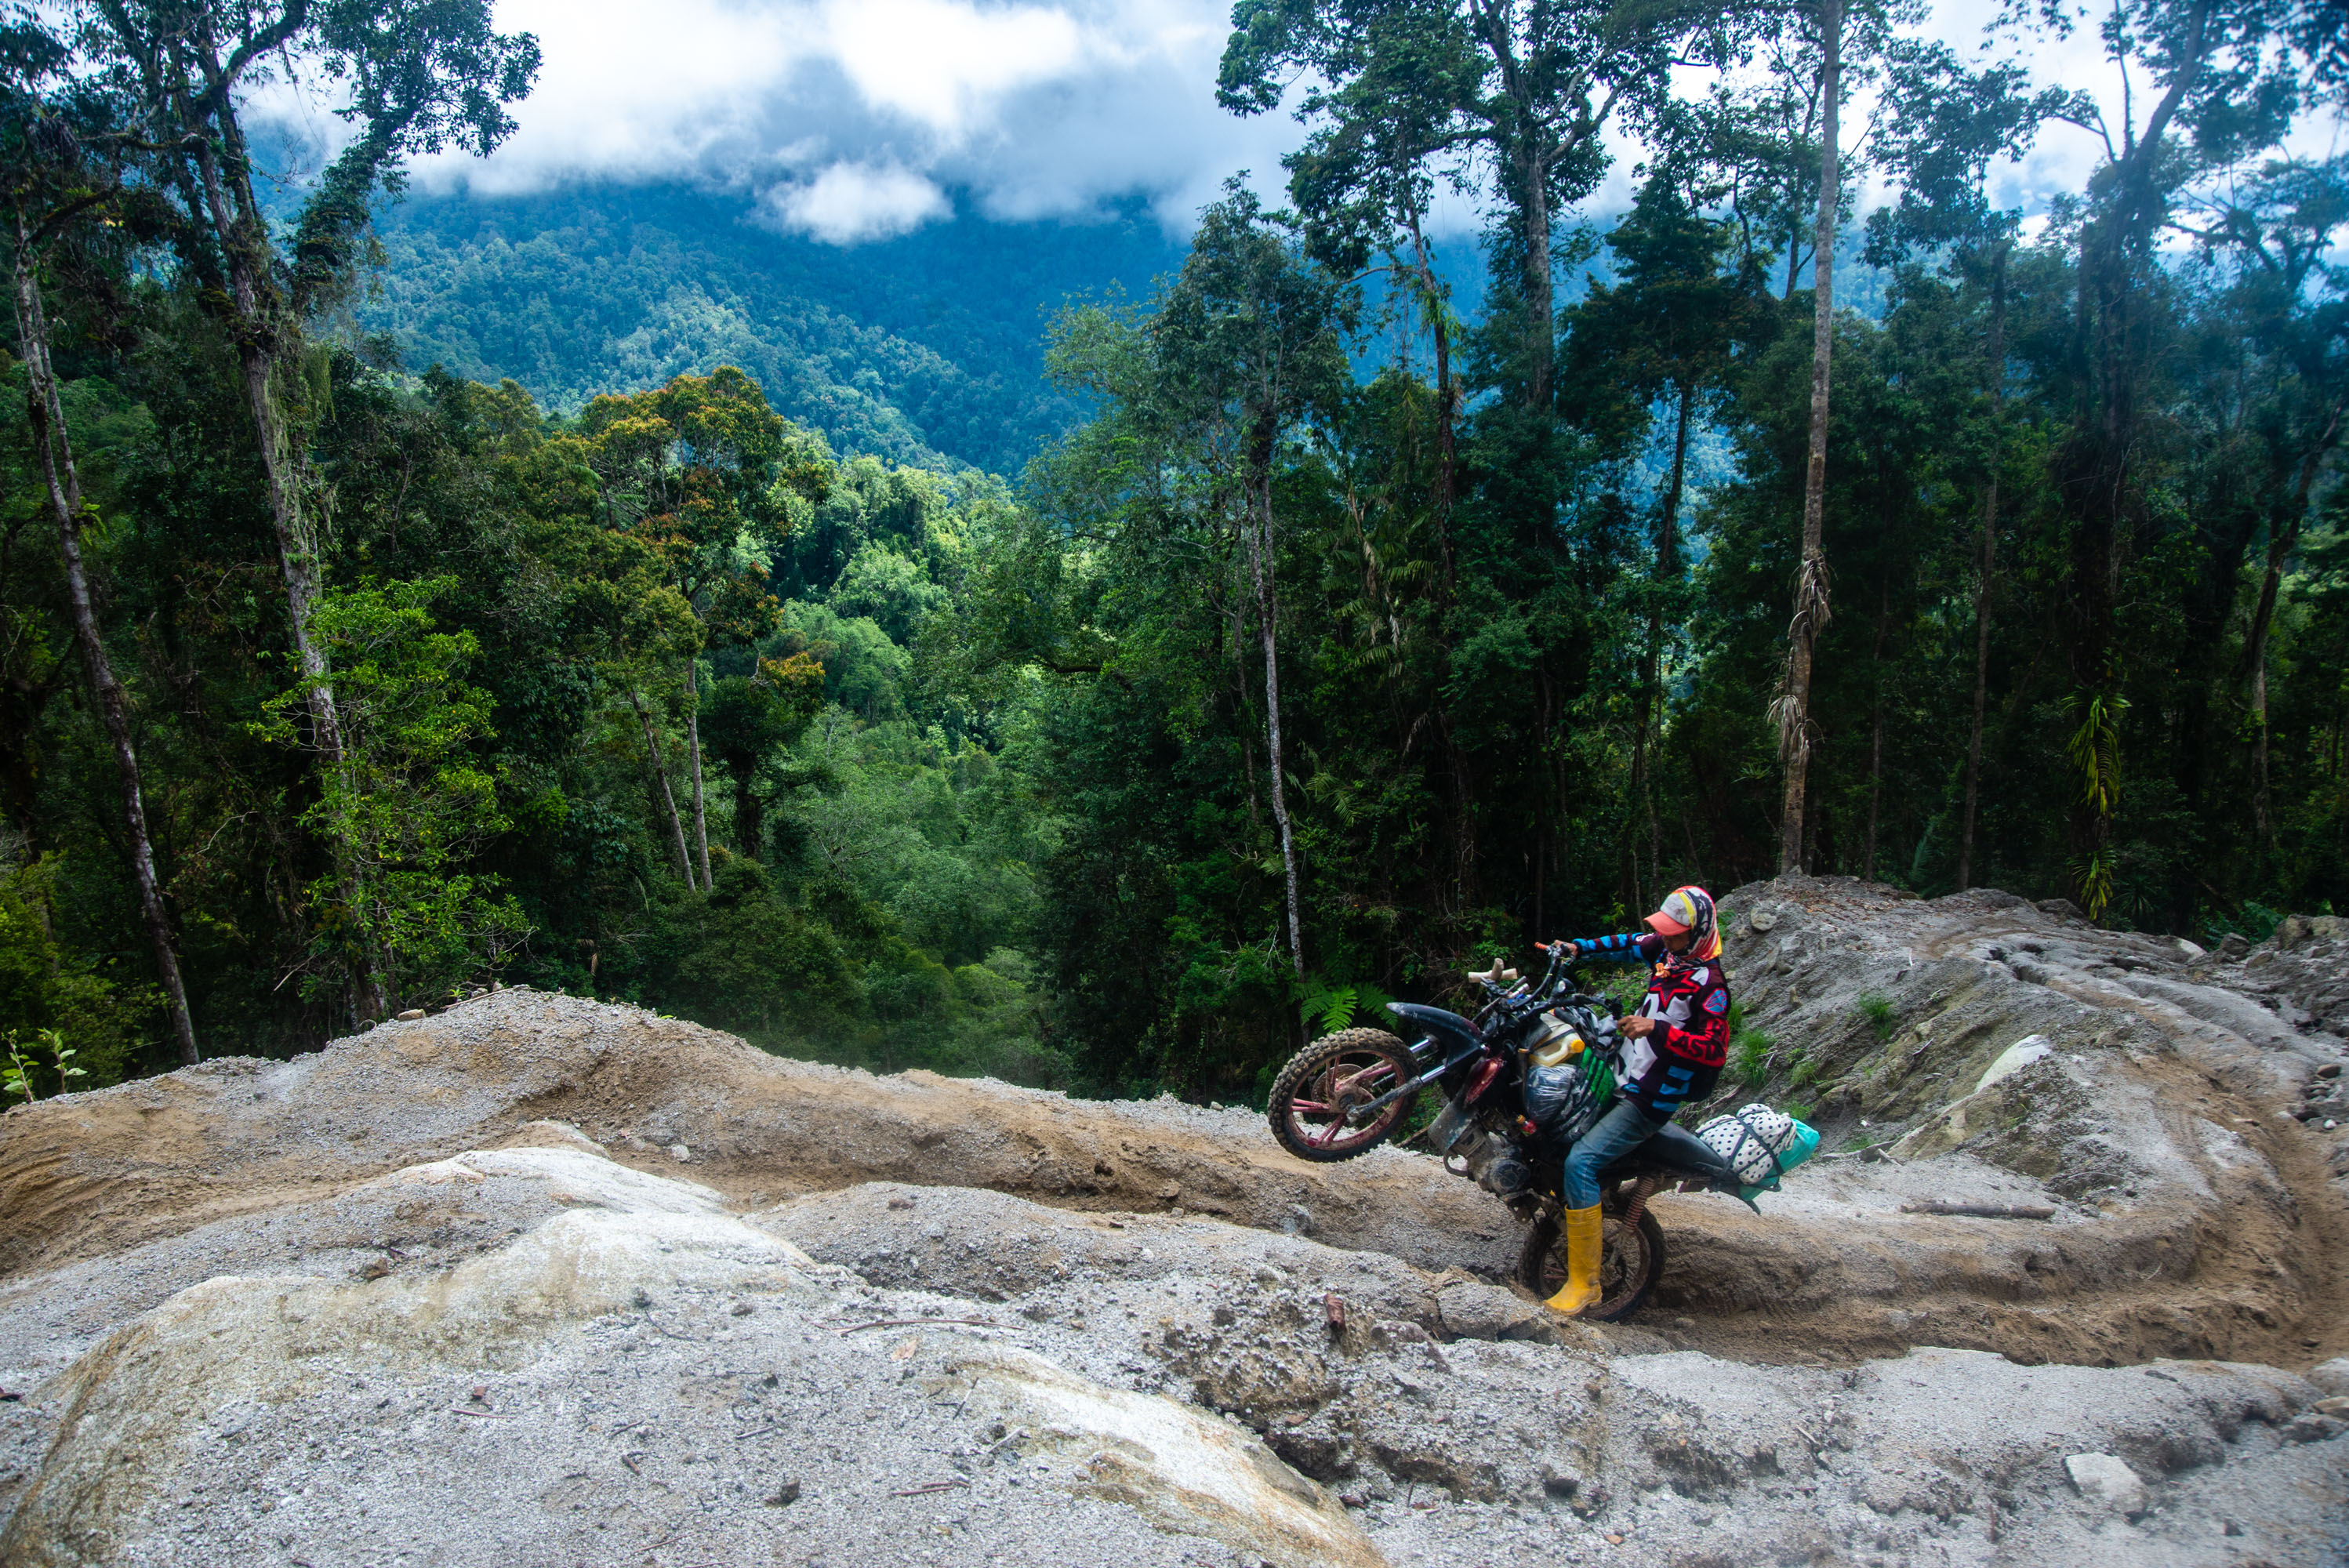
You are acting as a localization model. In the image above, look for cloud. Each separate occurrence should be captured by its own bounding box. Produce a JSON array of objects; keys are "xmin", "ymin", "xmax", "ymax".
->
[
  {"xmin": 822, "ymin": 0, "xmax": 1088, "ymax": 136},
  {"xmin": 376, "ymin": 0, "xmax": 1292, "ymax": 238},
  {"xmin": 314, "ymin": 0, "xmax": 2334, "ymax": 248},
  {"xmin": 768, "ymin": 162, "xmax": 951, "ymax": 241}
]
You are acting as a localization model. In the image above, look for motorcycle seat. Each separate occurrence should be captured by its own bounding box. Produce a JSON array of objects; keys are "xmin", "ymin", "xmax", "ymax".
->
[{"xmin": 1602, "ymin": 1120, "xmax": 1737, "ymax": 1185}]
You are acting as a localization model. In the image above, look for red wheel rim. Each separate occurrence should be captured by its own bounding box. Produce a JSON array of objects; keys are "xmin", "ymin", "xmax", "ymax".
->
[{"xmin": 1282, "ymin": 1050, "xmax": 1407, "ymax": 1155}]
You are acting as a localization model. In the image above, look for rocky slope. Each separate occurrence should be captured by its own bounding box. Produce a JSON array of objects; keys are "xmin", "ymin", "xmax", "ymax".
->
[{"xmin": 1, "ymin": 876, "xmax": 2344, "ymax": 1566}]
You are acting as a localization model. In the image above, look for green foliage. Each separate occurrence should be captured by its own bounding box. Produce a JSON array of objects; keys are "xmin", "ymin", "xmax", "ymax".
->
[
  {"xmin": 0, "ymin": 843, "xmax": 147, "ymax": 1091},
  {"xmin": 257, "ymin": 579, "xmax": 529, "ymax": 1011},
  {"xmin": 2, "ymin": 1028, "xmax": 85, "ymax": 1105},
  {"xmin": 1855, "ymin": 990, "xmax": 1897, "ymax": 1043},
  {"xmin": 1296, "ymin": 976, "xmax": 1398, "ymax": 1038},
  {"xmin": 1731, "ymin": 1027, "xmax": 1776, "ymax": 1086}
]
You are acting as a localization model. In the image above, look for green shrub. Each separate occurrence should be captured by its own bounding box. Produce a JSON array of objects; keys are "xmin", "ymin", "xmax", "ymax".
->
[
  {"xmin": 1731, "ymin": 1029, "xmax": 1775, "ymax": 1085},
  {"xmin": 1855, "ymin": 990, "xmax": 1897, "ymax": 1042}
]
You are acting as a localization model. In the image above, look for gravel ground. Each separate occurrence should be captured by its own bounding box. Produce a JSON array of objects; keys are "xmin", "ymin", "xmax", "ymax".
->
[{"xmin": 3, "ymin": 1144, "xmax": 2341, "ymax": 1568}]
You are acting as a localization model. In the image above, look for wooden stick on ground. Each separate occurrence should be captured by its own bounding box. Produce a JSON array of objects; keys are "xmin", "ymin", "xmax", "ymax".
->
[{"xmin": 1899, "ymin": 1200, "xmax": 2055, "ymax": 1220}]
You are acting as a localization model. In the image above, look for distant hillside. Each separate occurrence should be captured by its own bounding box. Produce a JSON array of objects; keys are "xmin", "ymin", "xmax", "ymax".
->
[{"xmin": 361, "ymin": 186, "xmax": 1187, "ymax": 474}]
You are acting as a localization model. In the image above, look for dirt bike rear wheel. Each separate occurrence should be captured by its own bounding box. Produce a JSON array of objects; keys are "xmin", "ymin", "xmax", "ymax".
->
[
  {"xmin": 1516, "ymin": 1201, "xmax": 1667, "ymax": 1323},
  {"xmin": 1266, "ymin": 1028, "xmax": 1418, "ymax": 1163}
]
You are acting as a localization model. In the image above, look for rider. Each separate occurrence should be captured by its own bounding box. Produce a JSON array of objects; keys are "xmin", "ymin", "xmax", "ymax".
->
[{"xmin": 1541, "ymin": 885, "xmax": 1730, "ymax": 1316}]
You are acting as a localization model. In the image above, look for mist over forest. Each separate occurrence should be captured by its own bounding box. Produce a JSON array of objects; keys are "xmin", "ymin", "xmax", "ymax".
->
[{"xmin": 2, "ymin": 0, "xmax": 2344, "ymax": 1109}]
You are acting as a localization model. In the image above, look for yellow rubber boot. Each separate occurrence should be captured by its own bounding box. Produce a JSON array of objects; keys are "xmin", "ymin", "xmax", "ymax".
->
[{"xmin": 1542, "ymin": 1204, "xmax": 1604, "ymax": 1316}]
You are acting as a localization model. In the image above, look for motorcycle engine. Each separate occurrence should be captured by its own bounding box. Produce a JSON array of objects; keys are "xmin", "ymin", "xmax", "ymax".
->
[{"xmin": 1457, "ymin": 1130, "xmax": 1534, "ymax": 1198}]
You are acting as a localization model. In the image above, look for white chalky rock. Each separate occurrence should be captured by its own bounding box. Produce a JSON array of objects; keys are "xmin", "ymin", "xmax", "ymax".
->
[
  {"xmin": 2064, "ymin": 1453, "xmax": 2146, "ymax": 1515},
  {"xmin": 1976, "ymin": 1035, "xmax": 2055, "ymax": 1094}
]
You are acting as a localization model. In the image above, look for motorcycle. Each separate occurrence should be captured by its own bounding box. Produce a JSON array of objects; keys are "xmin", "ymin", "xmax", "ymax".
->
[{"xmin": 1265, "ymin": 940, "xmax": 1748, "ymax": 1322}]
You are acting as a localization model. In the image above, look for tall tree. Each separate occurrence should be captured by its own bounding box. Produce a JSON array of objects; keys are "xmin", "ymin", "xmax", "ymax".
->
[
  {"xmin": 1149, "ymin": 193, "xmax": 1353, "ymax": 976},
  {"xmin": 1770, "ymin": 0, "xmax": 1843, "ymax": 874},
  {"xmin": 1865, "ymin": 46, "xmax": 2055, "ymax": 891},
  {"xmin": 83, "ymin": 0, "xmax": 538, "ymax": 770},
  {"xmin": 580, "ymin": 368, "xmax": 832, "ymax": 891},
  {"xmin": 1219, "ymin": 0, "xmax": 1723, "ymax": 415},
  {"xmin": 2013, "ymin": 0, "xmax": 2331, "ymax": 914},
  {"xmin": 1, "ymin": 16, "xmax": 200, "ymax": 1063},
  {"xmin": 1561, "ymin": 169, "xmax": 1759, "ymax": 907}
]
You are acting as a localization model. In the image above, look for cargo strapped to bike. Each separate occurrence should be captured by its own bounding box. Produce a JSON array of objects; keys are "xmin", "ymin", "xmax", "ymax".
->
[{"xmin": 1694, "ymin": 1104, "xmax": 1821, "ymax": 1198}]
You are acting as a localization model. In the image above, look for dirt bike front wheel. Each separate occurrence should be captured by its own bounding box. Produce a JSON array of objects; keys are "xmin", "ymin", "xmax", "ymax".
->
[
  {"xmin": 1516, "ymin": 1202, "xmax": 1667, "ymax": 1323},
  {"xmin": 1267, "ymin": 1028, "xmax": 1418, "ymax": 1163}
]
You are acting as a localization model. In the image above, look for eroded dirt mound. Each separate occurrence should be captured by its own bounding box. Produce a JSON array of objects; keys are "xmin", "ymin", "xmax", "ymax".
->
[
  {"xmin": 0, "ymin": 990, "xmax": 1514, "ymax": 1295},
  {"xmin": 5, "ymin": 869, "xmax": 2345, "ymax": 1377},
  {"xmin": 1636, "ymin": 877, "xmax": 2349, "ymax": 1368}
]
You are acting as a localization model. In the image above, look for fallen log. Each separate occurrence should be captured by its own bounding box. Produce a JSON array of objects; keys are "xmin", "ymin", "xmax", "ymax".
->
[{"xmin": 1899, "ymin": 1200, "xmax": 2056, "ymax": 1221}]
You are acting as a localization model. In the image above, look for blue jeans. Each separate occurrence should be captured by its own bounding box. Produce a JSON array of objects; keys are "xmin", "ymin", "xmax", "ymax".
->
[{"xmin": 1563, "ymin": 1098, "xmax": 1667, "ymax": 1210}]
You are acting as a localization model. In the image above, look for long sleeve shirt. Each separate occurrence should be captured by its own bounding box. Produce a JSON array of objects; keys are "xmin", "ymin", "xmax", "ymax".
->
[{"xmin": 1565, "ymin": 931, "xmax": 1732, "ymax": 1119}]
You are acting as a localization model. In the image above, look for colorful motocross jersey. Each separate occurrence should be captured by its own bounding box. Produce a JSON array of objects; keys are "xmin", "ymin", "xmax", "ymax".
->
[{"xmin": 1564, "ymin": 931, "xmax": 1731, "ymax": 1120}]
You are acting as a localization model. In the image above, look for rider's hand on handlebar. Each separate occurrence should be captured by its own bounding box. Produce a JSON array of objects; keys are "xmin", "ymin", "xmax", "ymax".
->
[
  {"xmin": 1619, "ymin": 1014, "xmax": 1657, "ymax": 1039},
  {"xmin": 1548, "ymin": 940, "xmax": 1579, "ymax": 960}
]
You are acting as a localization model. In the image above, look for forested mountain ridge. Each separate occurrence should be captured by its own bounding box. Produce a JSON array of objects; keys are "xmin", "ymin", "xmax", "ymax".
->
[{"xmin": 360, "ymin": 186, "xmax": 1187, "ymax": 474}]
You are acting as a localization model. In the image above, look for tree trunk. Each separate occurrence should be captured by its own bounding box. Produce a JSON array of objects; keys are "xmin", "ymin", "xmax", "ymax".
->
[
  {"xmin": 1629, "ymin": 383, "xmax": 1696, "ymax": 913},
  {"xmin": 1243, "ymin": 430, "xmax": 1304, "ymax": 977},
  {"xmin": 186, "ymin": 108, "xmax": 341, "ymax": 764},
  {"xmin": 1406, "ymin": 215, "xmax": 1456, "ymax": 604},
  {"xmin": 1776, "ymin": 0, "xmax": 1842, "ymax": 877},
  {"xmin": 1956, "ymin": 248, "xmax": 2009, "ymax": 893},
  {"xmin": 1515, "ymin": 139, "xmax": 1553, "ymax": 409},
  {"xmin": 684, "ymin": 667, "xmax": 712, "ymax": 887},
  {"xmin": 629, "ymin": 684, "xmax": 696, "ymax": 886},
  {"xmin": 1864, "ymin": 580, "xmax": 1890, "ymax": 881},
  {"xmin": 12, "ymin": 223, "xmax": 201, "ymax": 1066}
]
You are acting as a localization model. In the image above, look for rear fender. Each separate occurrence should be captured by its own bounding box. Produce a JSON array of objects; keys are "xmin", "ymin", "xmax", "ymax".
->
[{"xmin": 1386, "ymin": 1002, "xmax": 1483, "ymax": 1060}]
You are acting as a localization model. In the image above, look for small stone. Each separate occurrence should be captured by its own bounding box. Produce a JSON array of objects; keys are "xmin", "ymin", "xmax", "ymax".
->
[
  {"xmin": 1338, "ymin": 1492, "xmax": 1367, "ymax": 1508},
  {"xmin": 2284, "ymin": 1413, "xmax": 2345, "ymax": 1443},
  {"xmin": 1748, "ymin": 909, "xmax": 1777, "ymax": 932},
  {"xmin": 2312, "ymin": 1396, "xmax": 2349, "ymax": 1417},
  {"xmin": 356, "ymin": 1258, "xmax": 390, "ymax": 1281},
  {"xmin": 2223, "ymin": 1519, "xmax": 2245, "ymax": 1537},
  {"xmin": 887, "ymin": 1196, "xmax": 915, "ymax": 1210},
  {"xmin": 669, "ymin": 1143, "xmax": 690, "ymax": 1163},
  {"xmin": 2064, "ymin": 1453, "xmax": 2146, "ymax": 1515},
  {"xmin": 730, "ymin": 1302, "xmax": 753, "ymax": 1317},
  {"xmin": 1156, "ymin": 1183, "xmax": 1182, "ymax": 1201},
  {"xmin": 395, "ymin": 1009, "xmax": 426, "ymax": 1021},
  {"xmin": 765, "ymin": 1479, "xmax": 801, "ymax": 1506}
]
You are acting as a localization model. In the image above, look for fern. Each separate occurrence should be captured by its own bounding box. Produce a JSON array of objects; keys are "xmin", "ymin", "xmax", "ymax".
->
[{"xmin": 1294, "ymin": 975, "xmax": 1396, "ymax": 1037}]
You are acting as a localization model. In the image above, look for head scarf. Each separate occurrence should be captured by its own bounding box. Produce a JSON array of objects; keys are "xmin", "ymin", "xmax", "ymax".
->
[{"xmin": 1646, "ymin": 885, "xmax": 1719, "ymax": 965}]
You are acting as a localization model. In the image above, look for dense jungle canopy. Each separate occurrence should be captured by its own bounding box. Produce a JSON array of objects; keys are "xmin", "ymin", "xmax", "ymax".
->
[{"xmin": 2, "ymin": 0, "xmax": 2344, "ymax": 1108}]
